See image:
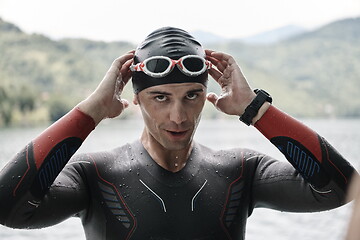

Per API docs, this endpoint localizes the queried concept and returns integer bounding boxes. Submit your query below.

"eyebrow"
[147,88,204,96]
[147,91,171,96]
[188,88,204,94]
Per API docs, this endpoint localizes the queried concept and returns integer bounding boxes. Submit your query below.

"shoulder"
[194,143,267,178]
[195,142,264,164]
[65,142,135,172]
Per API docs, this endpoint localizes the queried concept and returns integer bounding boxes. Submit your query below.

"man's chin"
[161,139,193,152]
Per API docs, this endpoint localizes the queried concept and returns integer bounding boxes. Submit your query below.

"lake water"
[0,118,359,240]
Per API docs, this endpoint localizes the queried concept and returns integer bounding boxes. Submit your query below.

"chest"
[89,163,248,239]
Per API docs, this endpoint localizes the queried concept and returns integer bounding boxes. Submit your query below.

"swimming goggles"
[130,55,212,78]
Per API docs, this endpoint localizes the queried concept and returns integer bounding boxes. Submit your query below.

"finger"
[221,65,234,79]
[120,58,133,83]
[121,99,129,109]
[205,49,215,60]
[113,62,134,101]
[108,52,135,76]
[118,78,127,91]
[208,68,223,82]
[205,49,220,59]
[113,52,134,68]
[206,92,219,106]
[210,51,236,66]
[207,55,227,73]
[206,50,231,73]
[110,54,134,94]
[122,70,133,85]
[114,74,131,100]
[120,57,133,72]
[205,49,214,55]
[114,77,125,101]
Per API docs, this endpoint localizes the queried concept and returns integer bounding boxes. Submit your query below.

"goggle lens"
[182,57,204,72]
[146,58,170,73]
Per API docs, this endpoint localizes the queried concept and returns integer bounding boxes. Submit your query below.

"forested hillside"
[206,17,360,117]
[0,19,134,126]
[0,17,359,126]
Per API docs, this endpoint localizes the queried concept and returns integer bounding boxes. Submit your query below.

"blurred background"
[0,0,359,127]
[0,1,359,240]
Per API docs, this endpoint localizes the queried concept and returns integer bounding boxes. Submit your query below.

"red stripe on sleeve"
[32,107,95,169]
[254,105,323,162]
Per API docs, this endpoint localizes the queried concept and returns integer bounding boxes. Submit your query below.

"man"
[0,27,356,239]
[345,174,360,240]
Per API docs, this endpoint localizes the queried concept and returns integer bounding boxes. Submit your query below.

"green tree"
[48,97,71,122]
[0,86,13,126]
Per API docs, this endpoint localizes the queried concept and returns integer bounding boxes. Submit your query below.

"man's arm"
[255,105,355,192]
[0,52,134,228]
[248,105,355,212]
[345,175,360,240]
[205,50,357,201]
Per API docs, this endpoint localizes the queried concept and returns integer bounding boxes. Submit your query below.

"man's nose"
[169,102,187,124]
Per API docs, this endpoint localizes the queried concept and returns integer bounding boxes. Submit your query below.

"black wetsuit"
[0,106,356,240]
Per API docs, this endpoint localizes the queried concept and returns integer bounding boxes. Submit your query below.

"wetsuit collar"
[131,140,201,187]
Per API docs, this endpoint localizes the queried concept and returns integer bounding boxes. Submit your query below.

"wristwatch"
[239,89,272,126]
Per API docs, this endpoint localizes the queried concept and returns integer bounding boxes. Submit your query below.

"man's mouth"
[166,130,188,138]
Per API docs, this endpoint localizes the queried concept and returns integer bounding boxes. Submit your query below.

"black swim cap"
[132,27,208,93]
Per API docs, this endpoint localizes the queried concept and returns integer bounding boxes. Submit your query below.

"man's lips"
[165,130,189,138]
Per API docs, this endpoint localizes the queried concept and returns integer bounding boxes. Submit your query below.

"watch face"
[254,89,272,103]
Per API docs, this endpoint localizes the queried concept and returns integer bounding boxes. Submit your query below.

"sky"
[0,0,359,44]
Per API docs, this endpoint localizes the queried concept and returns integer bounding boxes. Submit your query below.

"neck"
[140,131,193,173]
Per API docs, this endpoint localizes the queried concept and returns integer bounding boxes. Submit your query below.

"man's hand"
[77,51,135,125]
[206,50,270,124]
[205,50,255,116]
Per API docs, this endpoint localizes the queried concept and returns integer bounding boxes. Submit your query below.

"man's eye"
[186,93,198,100]
[155,95,167,102]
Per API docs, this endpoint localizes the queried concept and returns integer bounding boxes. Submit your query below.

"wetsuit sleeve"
[0,107,95,228]
[254,105,356,191]
[253,105,356,200]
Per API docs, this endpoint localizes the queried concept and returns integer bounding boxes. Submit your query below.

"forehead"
[141,82,206,95]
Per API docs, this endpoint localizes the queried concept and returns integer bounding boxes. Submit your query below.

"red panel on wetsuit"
[254,105,323,162]
[32,108,95,169]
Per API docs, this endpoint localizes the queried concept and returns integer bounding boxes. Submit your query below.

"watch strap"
[239,89,272,126]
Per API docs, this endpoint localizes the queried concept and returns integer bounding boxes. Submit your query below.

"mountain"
[190,30,226,44]
[191,25,307,45]
[241,25,307,44]
[207,17,360,117]
[287,17,360,42]
[0,17,359,126]
[0,17,135,126]
[0,19,21,33]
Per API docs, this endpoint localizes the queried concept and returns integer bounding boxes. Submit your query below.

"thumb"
[206,92,218,107]
[121,99,129,109]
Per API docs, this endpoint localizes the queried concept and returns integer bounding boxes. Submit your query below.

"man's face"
[134,82,207,151]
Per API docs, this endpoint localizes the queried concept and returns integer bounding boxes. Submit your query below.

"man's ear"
[133,94,139,105]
